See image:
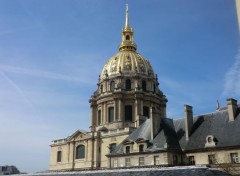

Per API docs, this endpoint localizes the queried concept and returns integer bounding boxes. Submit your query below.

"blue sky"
[0,0,239,173]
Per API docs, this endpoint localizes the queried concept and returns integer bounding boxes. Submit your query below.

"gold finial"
[125,4,130,29]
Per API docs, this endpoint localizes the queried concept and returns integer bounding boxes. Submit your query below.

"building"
[49,5,240,172]
[0,166,20,175]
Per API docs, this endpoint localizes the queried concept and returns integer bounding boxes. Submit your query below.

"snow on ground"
[14,166,230,176]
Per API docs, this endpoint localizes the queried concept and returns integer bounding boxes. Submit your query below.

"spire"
[119,5,137,52]
[125,4,130,29]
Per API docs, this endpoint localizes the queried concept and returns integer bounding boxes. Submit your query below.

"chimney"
[150,107,155,140]
[184,105,193,140]
[150,107,161,140]
[227,98,238,121]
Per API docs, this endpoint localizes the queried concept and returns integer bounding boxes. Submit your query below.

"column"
[101,104,103,125]
[104,103,108,123]
[90,106,94,131]
[114,99,117,121]
[118,99,123,121]
[135,99,139,127]
[140,100,143,115]
[135,99,139,121]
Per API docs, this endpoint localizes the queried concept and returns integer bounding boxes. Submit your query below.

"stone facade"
[49,5,240,173]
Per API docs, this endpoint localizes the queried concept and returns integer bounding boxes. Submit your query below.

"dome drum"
[89,5,167,133]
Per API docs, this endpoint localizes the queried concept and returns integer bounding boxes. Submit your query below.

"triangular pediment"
[67,130,91,141]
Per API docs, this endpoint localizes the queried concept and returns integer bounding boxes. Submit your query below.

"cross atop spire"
[125,4,130,29]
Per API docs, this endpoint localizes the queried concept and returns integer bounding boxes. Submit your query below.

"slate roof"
[147,118,181,152]
[109,107,240,156]
[174,109,240,151]
[110,119,151,155]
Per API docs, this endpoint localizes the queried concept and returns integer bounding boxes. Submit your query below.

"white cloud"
[223,48,240,97]
[0,64,94,85]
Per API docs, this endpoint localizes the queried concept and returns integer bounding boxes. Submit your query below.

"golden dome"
[100,51,155,79]
[100,5,155,80]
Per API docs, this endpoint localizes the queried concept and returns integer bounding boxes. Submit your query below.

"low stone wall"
[16,166,231,176]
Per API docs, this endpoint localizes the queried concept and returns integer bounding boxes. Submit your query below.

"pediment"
[122,139,134,145]
[68,130,91,141]
[135,138,148,143]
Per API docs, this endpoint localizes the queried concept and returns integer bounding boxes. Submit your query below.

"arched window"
[110,81,115,92]
[108,107,114,123]
[143,106,149,117]
[126,35,130,41]
[125,105,132,122]
[98,110,101,125]
[139,145,144,152]
[126,146,130,154]
[142,80,147,92]
[76,145,85,159]
[57,151,62,162]
[126,79,131,91]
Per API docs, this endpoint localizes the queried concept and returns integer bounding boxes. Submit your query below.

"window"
[100,85,103,93]
[173,155,178,165]
[189,156,195,165]
[125,105,132,121]
[139,157,144,166]
[57,151,62,162]
[109,143,116,153]
[126,79,131,90]
[153,84,156,93]
[154,156,160,165]
[143,106,149,117]
[98,110,101,125]
[126,146,130,154]
[139,144,144,152]
[207,136,212,143]
[208,154,215,164]
[142,80,146,91]
[113,159,118,168]
[230,153,239,163]
[125,158,131,167]
[126,35,130,41]
[108,107,114,123]
[110,81,115,92]
[76,145,85,159]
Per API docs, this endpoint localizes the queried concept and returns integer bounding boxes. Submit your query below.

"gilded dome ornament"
[99,5,156,81]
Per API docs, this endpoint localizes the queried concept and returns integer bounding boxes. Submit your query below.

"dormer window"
[126,146,130,154]
[139,144,144,152]
[205,135,217,148]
